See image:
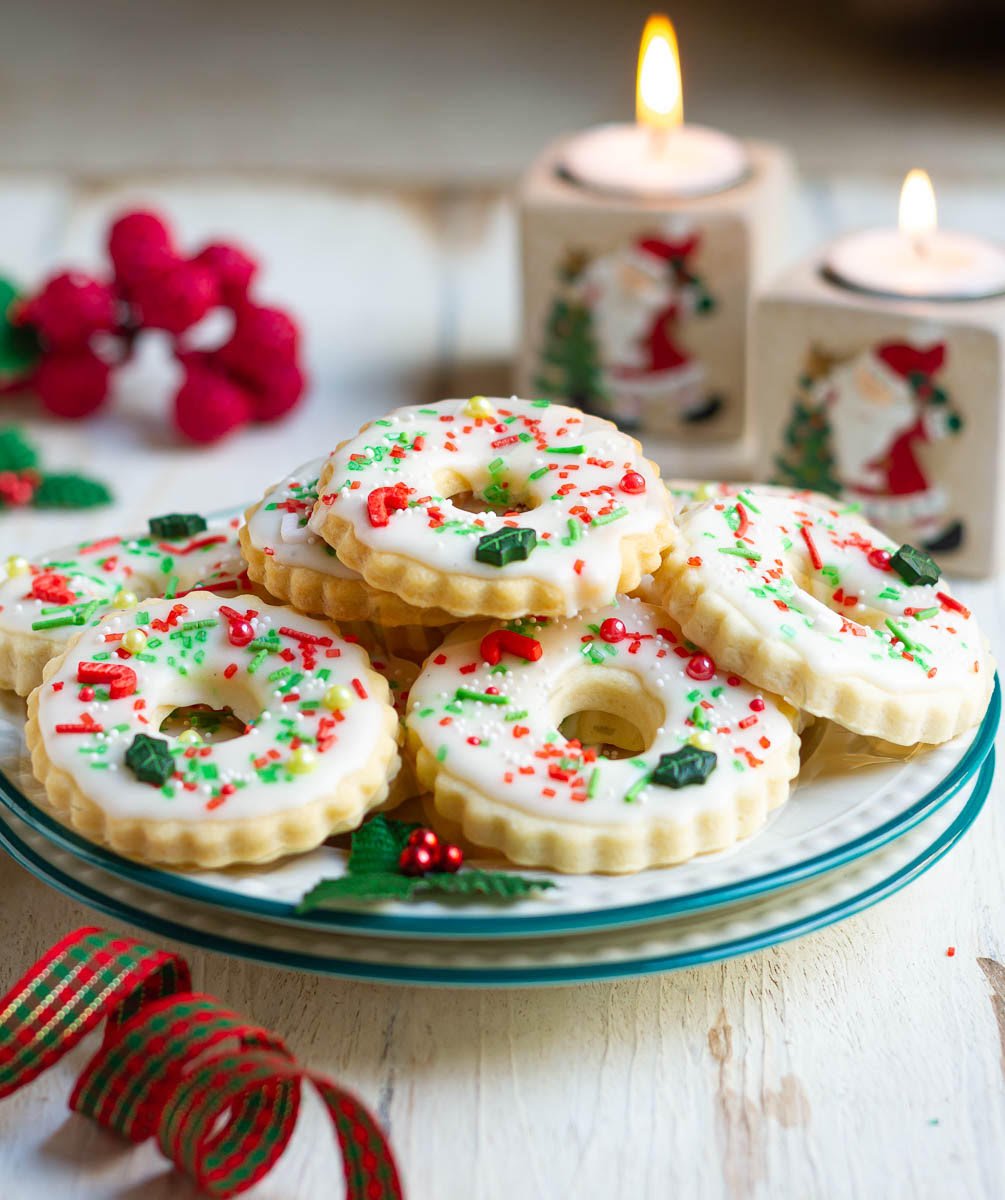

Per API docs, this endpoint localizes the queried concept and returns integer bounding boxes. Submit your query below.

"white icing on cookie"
[0,516,246,644]
[406,597,796,828]
[36,591,394,822]
[309,398,673,613]
[246,459,355,578]
[670,490,988,692]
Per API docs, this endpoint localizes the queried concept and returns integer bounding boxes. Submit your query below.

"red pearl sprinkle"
[727,675,741,687]
[686,654,715,682]
[398,844,436,876]
[439,843,464,873]
[750,697,766,712]
[619,471,646,495]
[599,618,627,643]
[227,618,255,647]
[868,548,892,571]
[78,686,95,701]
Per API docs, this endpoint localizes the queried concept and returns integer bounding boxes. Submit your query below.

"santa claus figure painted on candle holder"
[534,228,720,431]
[773,337,964,553]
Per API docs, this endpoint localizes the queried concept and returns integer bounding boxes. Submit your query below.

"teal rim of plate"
[0,676,998,938]
[0,749,993,989]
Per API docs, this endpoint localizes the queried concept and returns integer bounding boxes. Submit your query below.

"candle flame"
[636,14,683,129]
[899,169,937,238]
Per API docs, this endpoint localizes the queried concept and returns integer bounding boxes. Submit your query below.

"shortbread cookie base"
[239,520,455,627]
[412,738,798,875]
[655,547,994,745]
[26,648,400,869]
[312,491,673,619]
[0,628,63,697]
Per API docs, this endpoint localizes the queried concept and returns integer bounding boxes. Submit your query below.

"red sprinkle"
[946,946,956,957]
[685,654,715,682]
[366,483,410,528]
[800,524,823,571]
[479,630,543,665]
[351,677,368,700]
[936,591,970,619]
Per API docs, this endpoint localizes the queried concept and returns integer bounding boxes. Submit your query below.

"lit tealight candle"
[560,14,748,199]
[825,169,1005,301]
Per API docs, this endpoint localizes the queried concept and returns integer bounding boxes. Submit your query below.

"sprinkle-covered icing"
[0,516,247,644]
[406,597,796,827]
[309,398,672,613]
[246,459,355,578]
[36,591,394,822]
[670,490,988,691]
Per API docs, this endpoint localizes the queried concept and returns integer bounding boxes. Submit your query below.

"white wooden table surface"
[0,173,1002,1199]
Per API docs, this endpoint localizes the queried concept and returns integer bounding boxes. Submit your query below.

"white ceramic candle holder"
[751,251,1005,577]
[516,137,797,476]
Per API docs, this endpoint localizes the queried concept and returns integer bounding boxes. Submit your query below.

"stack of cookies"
[10,396,995,874]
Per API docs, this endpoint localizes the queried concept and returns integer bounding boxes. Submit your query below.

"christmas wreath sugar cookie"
[0,512,247,696]
[308,397,675,619]
[406,597,800,874]
[654,489,993,744]
[26,591,399,867]
[241,459,457,629]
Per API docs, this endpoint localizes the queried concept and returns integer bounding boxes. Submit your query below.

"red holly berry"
[407,827,441,856]
[398,844,436,876]
[18,272,117,350]
[193,242,258,306]
[868,548,892,571]
[599,617,627,643]
[619,471,646,495]
[173,362,252,444]
[0,471,36,507]
[245,358,306,422]
[34,348,111,419]
[108,210,176,292]
[686,653,716,682]
[217,303,300,381]
[439,843,464,873]
[131,259,219,335]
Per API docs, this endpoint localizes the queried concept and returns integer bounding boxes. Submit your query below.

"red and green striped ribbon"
[0,927,402,1199]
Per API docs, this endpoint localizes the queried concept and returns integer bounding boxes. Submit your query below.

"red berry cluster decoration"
[10,209,306,443]
[397,827,464,876]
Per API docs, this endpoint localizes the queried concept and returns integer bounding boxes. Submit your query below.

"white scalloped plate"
[0,680,997,939]
[0,753,991,986]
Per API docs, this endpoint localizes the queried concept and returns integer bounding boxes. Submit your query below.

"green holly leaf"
[297,872,421,910]
[33,473,112,510]
[0,279,40,376]
[0,427,38,472]
[420,869,555,899]
[346,814,420,875]
[125,733,175,787]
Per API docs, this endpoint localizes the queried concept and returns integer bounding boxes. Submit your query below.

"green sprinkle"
[528,467,550,481]
[718,545,762,561]
[885,618,916,651]
[591,506,628,527]
[178,618,218,633]
[436,745,448,762]
[587,768,600,799]
[136,611,149,625]
[544,444,584,455]
[247,650,268,675]
[455,688,508,705]
[562,518,581,545]
[624,771,651,804]
[31,613,81,630]
[164,575,179,599]
[504,709,529,721]
[268,666,291,682]
[912,606,940,621]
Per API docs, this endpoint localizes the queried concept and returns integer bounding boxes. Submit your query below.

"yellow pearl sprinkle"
[288,747,316,774]
[113,589,138,608]
[688,731,713,751]
[463,395,495,420]
[122,628,148,654]
[323,685,354,712]
[5,555,29,577]
[177,729,202,747]
[694,483,716,502]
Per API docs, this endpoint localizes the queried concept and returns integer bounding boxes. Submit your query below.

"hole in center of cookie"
[159,703,249,744]
[551,668,663,760]
[434,468,536,519]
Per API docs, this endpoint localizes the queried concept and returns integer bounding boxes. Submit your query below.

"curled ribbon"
[0,927,402,1199]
